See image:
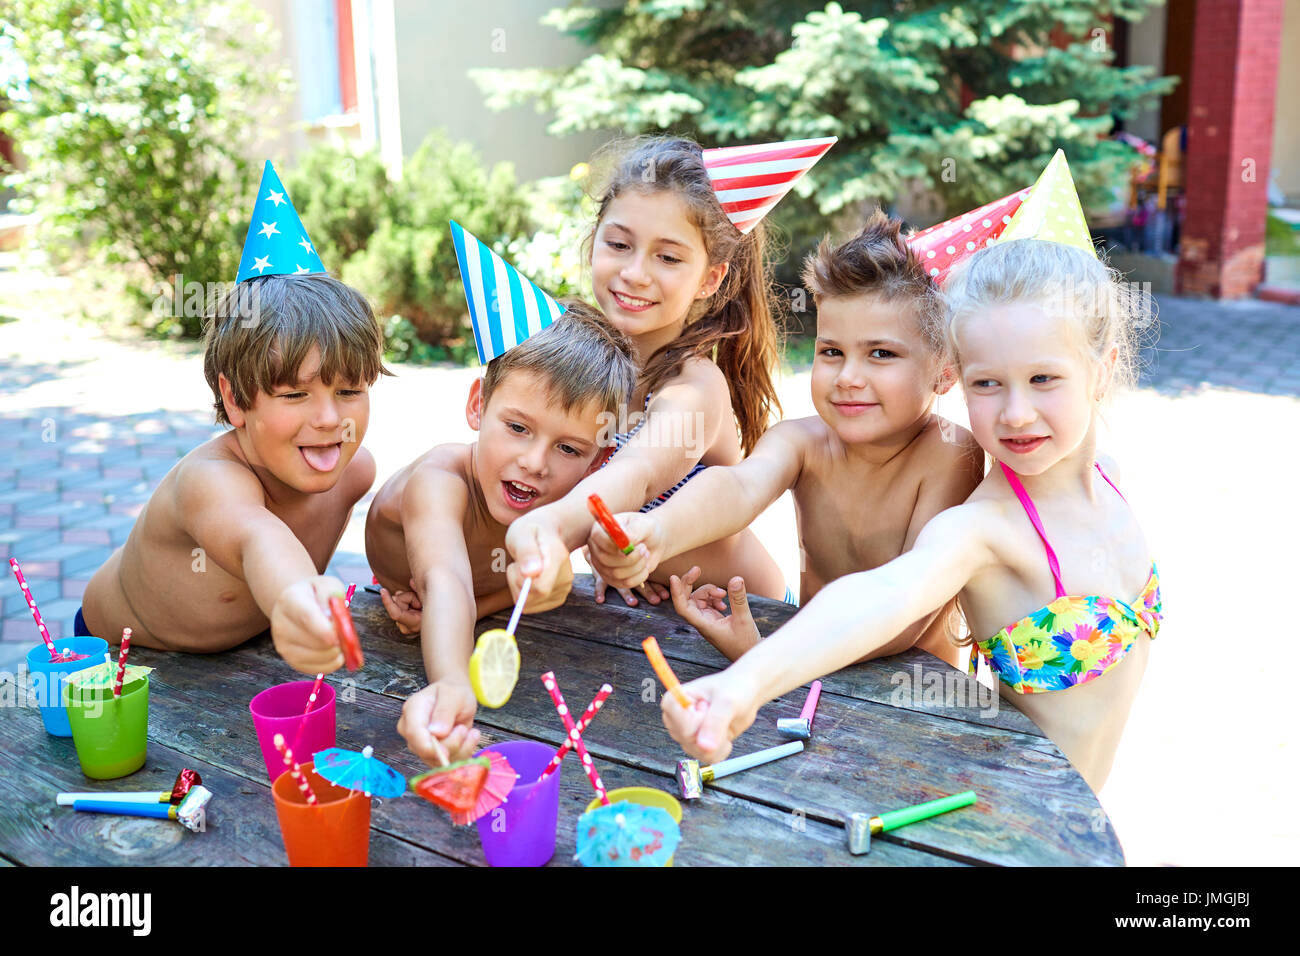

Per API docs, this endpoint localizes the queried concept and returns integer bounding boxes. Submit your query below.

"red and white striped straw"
[9,558,57,660]
[112,628,132,698]
[344,583,356,606]
[540,672,609,805]
[538,683,611,781]
[273,732,317,805]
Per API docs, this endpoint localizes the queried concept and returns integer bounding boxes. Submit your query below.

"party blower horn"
[57,768,203,807]
[777,680,822,741]
[677,741,804,800]
[846,790,977,855]
[62,786,213,832]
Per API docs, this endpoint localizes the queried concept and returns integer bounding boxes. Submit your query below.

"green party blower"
[847,790,976,855]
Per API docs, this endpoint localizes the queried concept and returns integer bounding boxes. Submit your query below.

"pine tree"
[474,0,1175,254]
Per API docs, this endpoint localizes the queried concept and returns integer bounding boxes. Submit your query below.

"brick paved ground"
[2,287,1297,865]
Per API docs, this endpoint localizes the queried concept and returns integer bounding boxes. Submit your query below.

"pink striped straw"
[273,733,317,805]
[540,672,609,805]
[10,558,58,660]
[344,583,356,606]
[112,628,132,698]
[538,683,612,781]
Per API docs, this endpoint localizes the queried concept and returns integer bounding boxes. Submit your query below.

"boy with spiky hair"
[588,210,985,665]
[369,300,638,765]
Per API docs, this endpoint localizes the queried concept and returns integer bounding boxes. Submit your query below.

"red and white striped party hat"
[906,188,1030,285]
[702,136,837,235]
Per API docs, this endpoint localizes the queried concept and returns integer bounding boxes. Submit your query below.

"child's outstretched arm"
[505,361,731,603]
[587,420,806,592]
[391,467,483,766]
[178,461,344,675]
[662,502,1000,764]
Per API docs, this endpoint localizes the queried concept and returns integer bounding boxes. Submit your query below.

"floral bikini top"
[971,461,1163,695]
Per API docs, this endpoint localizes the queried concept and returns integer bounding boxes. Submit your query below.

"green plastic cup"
[64,675,150,780]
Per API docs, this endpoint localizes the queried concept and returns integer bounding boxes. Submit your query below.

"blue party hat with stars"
[235,160,327,284]
[450,220,566,365]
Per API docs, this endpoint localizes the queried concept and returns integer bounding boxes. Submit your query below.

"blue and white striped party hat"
[235,160,327,284]
[450,220,566,365]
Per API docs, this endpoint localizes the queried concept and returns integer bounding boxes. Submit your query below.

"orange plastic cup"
[271,761,371,867]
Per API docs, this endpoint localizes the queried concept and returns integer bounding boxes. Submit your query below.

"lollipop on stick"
[587,494,634,555]
[642,636,693,708]
[329,595,364,671]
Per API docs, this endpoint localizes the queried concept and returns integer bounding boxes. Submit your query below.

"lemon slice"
[468,628,520,708]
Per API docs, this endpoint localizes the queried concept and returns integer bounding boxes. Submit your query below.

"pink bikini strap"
[997,461,1067,599]
[1093,461,1129,505]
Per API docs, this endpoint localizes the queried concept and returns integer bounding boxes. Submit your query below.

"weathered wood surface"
[0,575,1123,865]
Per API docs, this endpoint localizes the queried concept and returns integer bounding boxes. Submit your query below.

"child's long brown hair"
[583,136,782,454]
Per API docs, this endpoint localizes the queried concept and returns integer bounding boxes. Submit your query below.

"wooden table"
[0,576,1124,866]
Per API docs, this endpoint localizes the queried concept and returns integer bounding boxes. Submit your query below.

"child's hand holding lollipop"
[660,669,763,766]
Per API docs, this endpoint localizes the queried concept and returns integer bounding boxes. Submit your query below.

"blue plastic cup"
[475,740,560,867]
[25,637,110,737]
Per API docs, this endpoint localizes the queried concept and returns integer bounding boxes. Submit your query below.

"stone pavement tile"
[9,541,90,570]
[62,577,91,601]
[0,530,61,562]
[101,465,145,480]
[0,642,29,671]
[0,489,50,509]
[16,477,57,493]
[60,547,112,577]
[2,617,64,642]
[61,528,111,546]
[14,514,59,531]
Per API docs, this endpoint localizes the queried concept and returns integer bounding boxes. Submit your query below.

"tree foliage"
[1,0,291,336]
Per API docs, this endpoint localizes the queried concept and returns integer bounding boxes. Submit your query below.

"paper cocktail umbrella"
[575,801,681,867]
[446,750,517,826]
[411,757,492,817]
[64,661,153,695]
[313,746,406,799]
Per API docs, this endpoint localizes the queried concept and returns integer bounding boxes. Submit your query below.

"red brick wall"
[1177,0,1284,298]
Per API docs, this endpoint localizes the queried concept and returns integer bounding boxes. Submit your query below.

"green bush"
[283,145,394,269]
[289,131,534,356]
[0,0,290,337]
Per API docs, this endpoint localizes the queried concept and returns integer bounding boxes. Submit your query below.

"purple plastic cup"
[249,680,336,781]
[475,740,561,867]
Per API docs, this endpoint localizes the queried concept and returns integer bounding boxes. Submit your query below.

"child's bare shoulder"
[662,354,731,404]
[172,432,265,510]
[401,443,476,509]
[915,415,981,461]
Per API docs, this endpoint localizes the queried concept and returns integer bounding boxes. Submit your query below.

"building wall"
[1127,3,1168,145]
[391,0,607,180]
[1271,0,1300,202]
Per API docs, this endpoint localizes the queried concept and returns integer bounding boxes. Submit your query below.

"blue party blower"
[61,787,212,832]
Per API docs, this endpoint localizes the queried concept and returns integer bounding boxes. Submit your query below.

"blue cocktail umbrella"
[312,746,405,798]
[575,801,680,867]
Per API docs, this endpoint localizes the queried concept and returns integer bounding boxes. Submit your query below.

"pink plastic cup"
[249,681,336,781]
[475,740,560,867]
